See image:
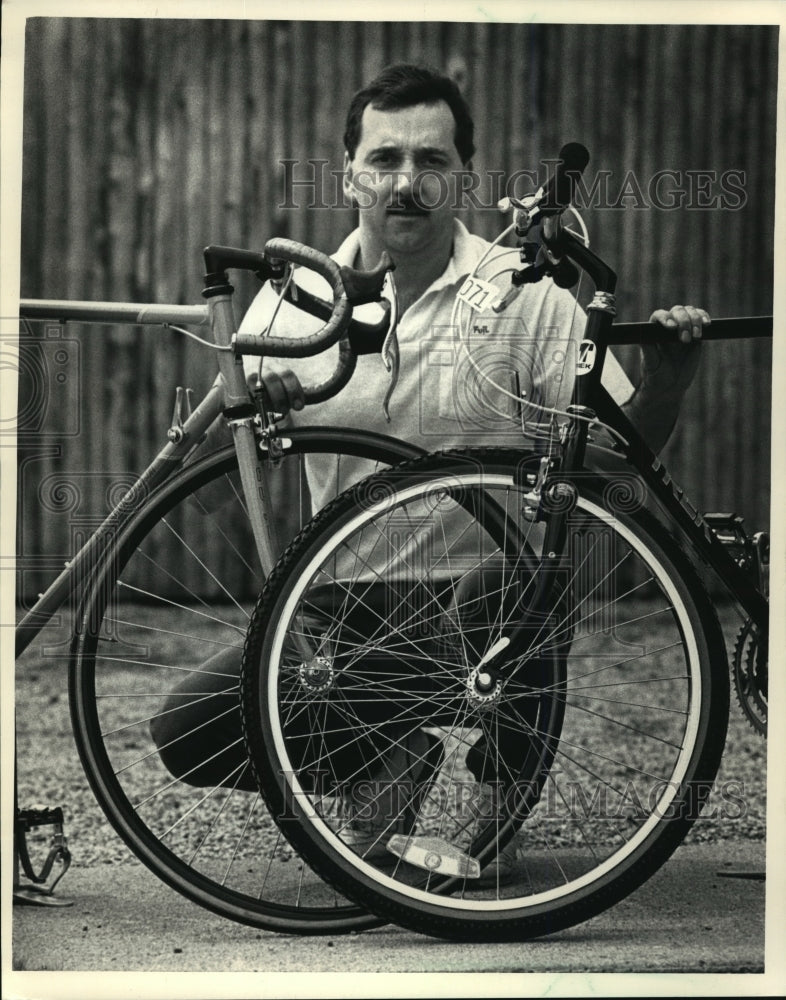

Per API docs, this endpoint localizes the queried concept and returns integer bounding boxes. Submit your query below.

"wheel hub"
[299,656,334,693]
[466,666,503,706]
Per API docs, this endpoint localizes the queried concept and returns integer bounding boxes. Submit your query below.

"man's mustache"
[386,195,431,214]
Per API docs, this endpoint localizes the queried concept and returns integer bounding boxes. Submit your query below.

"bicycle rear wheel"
[69,430,420,933]
[242,449,729,940]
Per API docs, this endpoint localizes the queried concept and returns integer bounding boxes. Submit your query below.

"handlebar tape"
[282,282,390,355]
[233,238,351,357]
[339,252,395,305]
[301,336,358,404]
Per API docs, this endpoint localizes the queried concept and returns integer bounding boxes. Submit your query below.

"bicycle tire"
[69,430,422,933]
[242,448,729,940]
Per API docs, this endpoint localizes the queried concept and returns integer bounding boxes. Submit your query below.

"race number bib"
[457,276,500,313]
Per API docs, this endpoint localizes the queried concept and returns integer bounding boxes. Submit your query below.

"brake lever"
[381,271,400,422]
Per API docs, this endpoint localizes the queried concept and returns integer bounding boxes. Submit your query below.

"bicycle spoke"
[160,517,250,620]
[116,582,248,634]
[104,615,244,650]
[248,456,724,939]
[72,443,426,930]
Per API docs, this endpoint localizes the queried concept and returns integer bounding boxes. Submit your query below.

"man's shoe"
[475,834,519,888]
[451,779,520,887]
[340,730,444,863]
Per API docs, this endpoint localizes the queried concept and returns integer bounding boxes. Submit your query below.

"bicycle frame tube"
[18,300,210,327]
[592,385,768,629]
[486,230,770,675]
[14,288,366,657]
[207,294,281,580]
[552,228,768,628]
[15,292,281,656]
[15,382,225,656]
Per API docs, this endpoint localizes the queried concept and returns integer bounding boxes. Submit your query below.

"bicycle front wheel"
[242,449,729,940]
[69,430,421,933]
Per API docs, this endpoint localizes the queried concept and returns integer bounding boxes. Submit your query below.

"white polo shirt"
[240,219,633,515]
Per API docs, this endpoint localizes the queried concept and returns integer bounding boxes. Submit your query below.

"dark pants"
[150,568,566,796]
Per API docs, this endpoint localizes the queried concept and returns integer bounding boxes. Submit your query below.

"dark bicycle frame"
[490,227,771,679]
[593,351,769,632]
[15,241,771,662]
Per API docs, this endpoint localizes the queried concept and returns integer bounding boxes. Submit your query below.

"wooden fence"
[15,18,777,598]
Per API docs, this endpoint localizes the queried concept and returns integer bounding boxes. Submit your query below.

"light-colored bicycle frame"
[16,294,287,655]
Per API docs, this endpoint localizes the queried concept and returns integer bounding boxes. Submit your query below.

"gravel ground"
[14,600,766,870]
[682,603,767,844]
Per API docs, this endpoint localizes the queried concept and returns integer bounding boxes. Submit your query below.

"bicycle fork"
[471,406,591,692]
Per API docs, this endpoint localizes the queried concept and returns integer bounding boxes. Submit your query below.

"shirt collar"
[431,219,484,292]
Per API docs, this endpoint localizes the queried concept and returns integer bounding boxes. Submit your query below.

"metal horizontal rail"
[17,301,773,346]
[18,300,209,326]
[607,315,772,344]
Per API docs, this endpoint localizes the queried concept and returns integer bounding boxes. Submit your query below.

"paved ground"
[7,840,781,998]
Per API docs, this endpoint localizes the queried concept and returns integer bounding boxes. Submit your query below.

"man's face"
[343,100,466,261]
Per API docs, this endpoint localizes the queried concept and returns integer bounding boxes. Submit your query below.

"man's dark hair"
[344,63,475,164]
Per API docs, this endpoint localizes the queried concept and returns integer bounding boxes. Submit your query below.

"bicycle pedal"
[14,804,73,905]
[386,834,481,879]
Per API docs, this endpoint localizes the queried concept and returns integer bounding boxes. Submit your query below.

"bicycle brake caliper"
[256,424,292,467]
[521,456,550,522]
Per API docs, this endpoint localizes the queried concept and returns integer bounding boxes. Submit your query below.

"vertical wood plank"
[16,19,778,596]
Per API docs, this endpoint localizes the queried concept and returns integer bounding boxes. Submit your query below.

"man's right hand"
[247,368,306,419]
[194,367,304,462]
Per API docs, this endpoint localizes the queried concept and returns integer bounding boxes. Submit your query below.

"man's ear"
[342,151,357,207]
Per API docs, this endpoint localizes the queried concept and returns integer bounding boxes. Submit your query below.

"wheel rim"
[70,438,416,930]
[256,464,710,919]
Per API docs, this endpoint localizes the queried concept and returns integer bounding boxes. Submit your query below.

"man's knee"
[149,697,212,786]
[149,676,254,790]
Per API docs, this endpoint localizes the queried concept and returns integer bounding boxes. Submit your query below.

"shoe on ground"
[475,834,519,888]
[340,729,443,862]
[452,780,520,887]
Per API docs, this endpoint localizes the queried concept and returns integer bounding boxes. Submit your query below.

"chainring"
[733,619,767,737]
